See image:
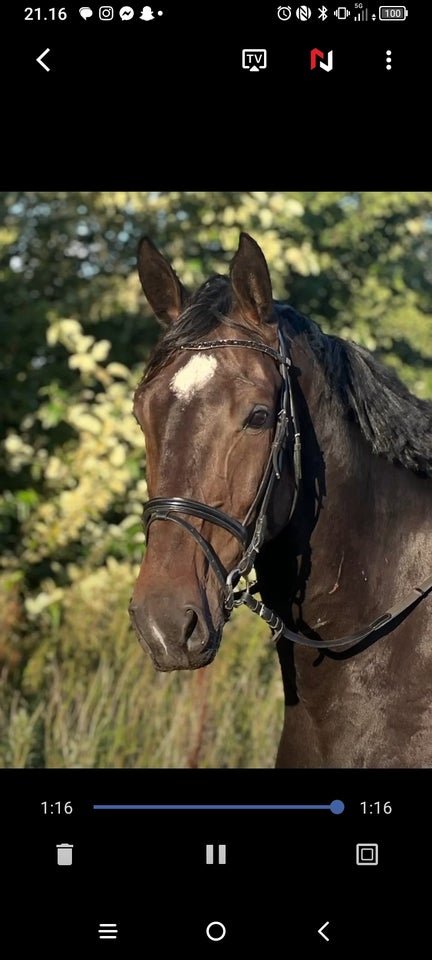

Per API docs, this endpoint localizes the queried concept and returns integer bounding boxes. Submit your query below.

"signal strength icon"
[354,7,368,19]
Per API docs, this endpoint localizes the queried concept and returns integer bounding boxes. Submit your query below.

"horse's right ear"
[137,238,187,325]
[230,233,274,326]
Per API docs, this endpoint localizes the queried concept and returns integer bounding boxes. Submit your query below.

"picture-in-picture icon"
[356,843,379,865]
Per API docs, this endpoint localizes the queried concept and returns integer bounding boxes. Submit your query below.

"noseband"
[143,328,301,623]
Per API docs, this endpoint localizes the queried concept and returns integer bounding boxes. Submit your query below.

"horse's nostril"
[183,606,210,656]
[184,607,199,643]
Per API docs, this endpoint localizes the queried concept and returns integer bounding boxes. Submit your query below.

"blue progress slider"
[93,800,345,814]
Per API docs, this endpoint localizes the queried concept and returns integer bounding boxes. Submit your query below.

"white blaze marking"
[149,618,168,655]
[170,354,217,401]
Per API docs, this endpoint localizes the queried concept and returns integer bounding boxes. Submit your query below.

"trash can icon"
[56,843,73,866]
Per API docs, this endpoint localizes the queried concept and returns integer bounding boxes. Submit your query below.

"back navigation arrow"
[318,921,330,941]
[36,48,50,72]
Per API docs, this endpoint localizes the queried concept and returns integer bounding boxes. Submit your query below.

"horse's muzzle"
[128,600,221,671]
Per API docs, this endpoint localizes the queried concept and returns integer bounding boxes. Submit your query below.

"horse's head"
[130,233,298,670]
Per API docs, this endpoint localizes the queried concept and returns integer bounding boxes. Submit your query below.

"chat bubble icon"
[79,6,93,18]
[120,5,134,17]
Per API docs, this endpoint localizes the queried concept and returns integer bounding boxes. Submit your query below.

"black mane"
[280,304,432,479]
[138,279,432,480]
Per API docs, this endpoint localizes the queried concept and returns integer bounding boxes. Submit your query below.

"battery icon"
[379,5,408,18]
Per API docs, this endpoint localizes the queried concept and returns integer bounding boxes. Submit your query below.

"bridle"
[143,327,432,654]
[143,328,300,614]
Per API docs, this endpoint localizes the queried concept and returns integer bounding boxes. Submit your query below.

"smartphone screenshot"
[2,2,429,949]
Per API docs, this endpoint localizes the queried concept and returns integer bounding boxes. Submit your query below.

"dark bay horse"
[130,232,432,768]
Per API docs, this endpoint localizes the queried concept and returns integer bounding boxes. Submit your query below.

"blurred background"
[1,191,432,768]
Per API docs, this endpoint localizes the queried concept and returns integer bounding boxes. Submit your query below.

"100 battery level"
[379,5,408,18]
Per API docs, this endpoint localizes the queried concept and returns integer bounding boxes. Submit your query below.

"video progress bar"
[93,800,345,814]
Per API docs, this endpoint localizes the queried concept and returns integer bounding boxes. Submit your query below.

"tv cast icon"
[242,49,267,71]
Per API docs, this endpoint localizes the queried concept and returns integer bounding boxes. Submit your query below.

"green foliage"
[1,191,431,767]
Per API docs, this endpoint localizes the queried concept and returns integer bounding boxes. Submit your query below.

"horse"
[129,232,432,768]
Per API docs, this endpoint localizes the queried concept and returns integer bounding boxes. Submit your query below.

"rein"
[143,328,432,655]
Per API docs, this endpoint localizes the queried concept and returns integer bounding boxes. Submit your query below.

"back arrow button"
[318,921,330,941]
[36,48,50,72]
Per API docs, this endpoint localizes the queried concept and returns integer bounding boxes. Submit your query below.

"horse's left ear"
[230,233,274,325]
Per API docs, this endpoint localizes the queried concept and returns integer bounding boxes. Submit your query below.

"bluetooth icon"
[318,5,328,19]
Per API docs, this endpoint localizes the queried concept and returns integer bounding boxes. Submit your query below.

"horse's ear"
[137,237,187,325]
[230,233,274,326]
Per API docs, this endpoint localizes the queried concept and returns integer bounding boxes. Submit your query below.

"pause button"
[206,844,226,864]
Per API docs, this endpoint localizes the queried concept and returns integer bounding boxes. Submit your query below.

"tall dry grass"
[0,564,284,768]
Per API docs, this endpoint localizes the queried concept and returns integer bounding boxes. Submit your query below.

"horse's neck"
[257,327,432,634]
[290,407,432,635]
[273,421,432,767]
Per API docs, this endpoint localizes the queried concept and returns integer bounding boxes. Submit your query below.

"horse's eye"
[247,407,269,429]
